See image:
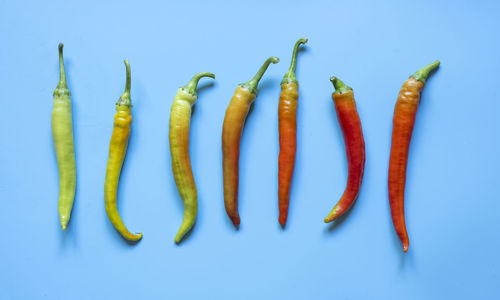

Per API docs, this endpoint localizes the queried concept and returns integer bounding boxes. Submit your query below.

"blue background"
[1,0,499,298]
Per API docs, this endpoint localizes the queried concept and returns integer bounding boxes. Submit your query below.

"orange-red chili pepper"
[278,38,307,226]
[222,56,279,227]
[324,76,365,223]
[388,61,440,252]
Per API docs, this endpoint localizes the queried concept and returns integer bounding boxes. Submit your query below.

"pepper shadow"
[58,207,79,251]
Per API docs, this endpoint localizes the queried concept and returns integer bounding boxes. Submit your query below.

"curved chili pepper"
[170,72,215,244]
[389,61,440,252]
[324,76,366,223]
[222,56,279,227]
[52,43,76,230]
[278,38,307,226]
[104,60,142,242]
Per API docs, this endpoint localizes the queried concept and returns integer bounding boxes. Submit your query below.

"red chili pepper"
[278,38,307,226]
[324,77,365,223]
[388,61,440,252]
[222,57,279,227]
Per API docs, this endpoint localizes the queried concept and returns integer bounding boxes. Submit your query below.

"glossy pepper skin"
[278,38,307,226]
[388,61,440,252]
[324,77,365,223]
[52,43,76,230]
[104,60,142,242]
[170,72,215,244]
[222,56,279,227]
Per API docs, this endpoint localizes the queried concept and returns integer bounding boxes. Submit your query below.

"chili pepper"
[388,60,440,252]
[104,59,142,241]
[170,72,215,244]
[324,76,366,223]
[278,38,307,226]
[52,43,76,231]
[222,56,279,227]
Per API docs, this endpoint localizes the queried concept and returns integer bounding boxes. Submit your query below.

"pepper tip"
[231,215,240,227]
[278,215,287,226]
[324,214,336,223]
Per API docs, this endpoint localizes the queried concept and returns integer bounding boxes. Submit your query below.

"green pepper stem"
[330,76,352,94]
[282,38,308,84]
[240,56,280,94]
[57,43,67,89]
[117,59,132,107]
[411,60,440,84]
[182,72,215,96]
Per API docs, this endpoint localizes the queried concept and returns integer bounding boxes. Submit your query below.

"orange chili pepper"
[222,56,279,227]
[388,61,440,252]
[278,38,307,226]
[324,76,365,223]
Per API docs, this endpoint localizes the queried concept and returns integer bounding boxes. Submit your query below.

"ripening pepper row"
[52,41,439,252]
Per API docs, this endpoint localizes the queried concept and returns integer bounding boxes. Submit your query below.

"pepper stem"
[57,43,67,89]
[330,76,352,94]
[240,56,279,94]
[182,72,215,96]
[411,60,440,84]
[116,59,132,107]
[282,38,308,84]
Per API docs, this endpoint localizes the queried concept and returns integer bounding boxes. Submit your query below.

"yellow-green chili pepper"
[169,72,215,243]
[104,60,142,242]
[52,43,76,230]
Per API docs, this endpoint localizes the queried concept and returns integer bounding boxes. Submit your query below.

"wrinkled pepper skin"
[170,72,215,244]
[324,77,365,223]
[222,57,279,227]
[104,60,142,242]
[278,38,307,226]
[388,61,440,252]
[52,43,76,231]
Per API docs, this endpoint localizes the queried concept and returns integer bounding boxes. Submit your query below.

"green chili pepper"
[52,43,76,230]
[170,72,215,243]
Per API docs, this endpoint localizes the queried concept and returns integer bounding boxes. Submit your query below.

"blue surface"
[1,0,499,298]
